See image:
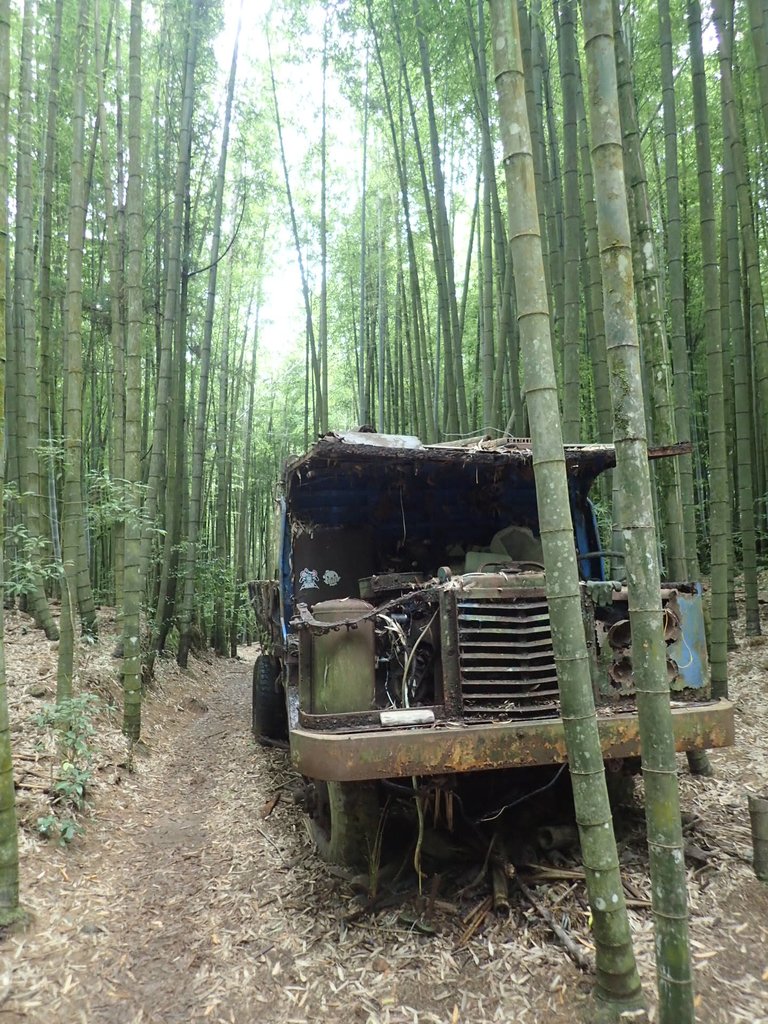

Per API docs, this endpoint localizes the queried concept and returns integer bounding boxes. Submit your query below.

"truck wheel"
[252,655,288,742]
[311,780,380,868]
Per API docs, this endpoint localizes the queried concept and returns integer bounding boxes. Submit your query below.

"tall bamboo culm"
[582,4,694,1020]
[490,2,643,1015]
[0,0,21,927]
[122,0,143,740]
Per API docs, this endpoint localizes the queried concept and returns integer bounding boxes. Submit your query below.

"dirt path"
[3,628,768,1024]
[4,653,590,1024]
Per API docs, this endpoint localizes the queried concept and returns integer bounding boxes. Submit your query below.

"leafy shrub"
[33,694,100,846]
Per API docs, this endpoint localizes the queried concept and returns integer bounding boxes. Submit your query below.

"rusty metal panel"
[298,628,312,711]
[667,587,710,692]
[457,574,547,598]
[299,707,444,730]
[592,586,709,699]
[290,699,735,782]
[439,591,463,718]
[455,593,559,719]
[310,599,376,714]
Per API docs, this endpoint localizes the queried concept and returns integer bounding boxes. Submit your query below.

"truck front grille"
[456,596,560,720]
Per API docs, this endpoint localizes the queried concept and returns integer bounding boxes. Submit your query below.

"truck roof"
[285,431,690,486]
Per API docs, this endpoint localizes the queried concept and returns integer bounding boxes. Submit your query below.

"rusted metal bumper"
[290,699,735,782]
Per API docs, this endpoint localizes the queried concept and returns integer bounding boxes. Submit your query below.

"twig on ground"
[257,825,286,863]
[455,894,493,950]
[516,877,594,972]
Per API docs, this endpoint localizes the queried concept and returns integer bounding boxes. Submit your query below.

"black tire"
[310,780,381,868]
[252,654,288,742]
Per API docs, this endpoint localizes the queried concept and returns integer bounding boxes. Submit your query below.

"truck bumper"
[290,699,735,782]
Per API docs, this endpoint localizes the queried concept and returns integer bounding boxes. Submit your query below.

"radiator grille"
[456,595,559,720]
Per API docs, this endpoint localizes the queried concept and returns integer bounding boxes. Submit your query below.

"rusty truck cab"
[252,431,733,864]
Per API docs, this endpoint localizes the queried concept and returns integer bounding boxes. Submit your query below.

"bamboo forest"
[1,1,767,1022]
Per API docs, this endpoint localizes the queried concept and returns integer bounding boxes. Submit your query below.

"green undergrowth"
[33,693,100,847]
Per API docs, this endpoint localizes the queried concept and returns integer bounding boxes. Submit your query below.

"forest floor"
[1,599,768,1024]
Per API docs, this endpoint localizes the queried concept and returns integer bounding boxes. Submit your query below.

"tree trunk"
[141,0,202,594]
[613,7,687,583]
[490,1,644,1012]
[38,0,64,574]
[479,170,495,433]
[95,0,127,609]
[558,0,580,442]
[724,134,761,636]
[13,0,59,640]
[59,0,93,701]
[122,0,143,740]
[712,0,768,496]
[358,63,369,426]
[366,1,433,438]
[583,4,694,1019]
[658,0,699,575]
[534,1,563,366]
[178,15,239,667]
[267,31,321,439]
[390,0,458,435]
[412,0,468,435]
[212,278,233,656]
[152,195,191,664]
[319,9,329,434]
[376,197,387,432]
[0,0,21,926]
[233,265,264,657]
[748,0,768,147]
[575,60,612,445]
[694,0,730,699]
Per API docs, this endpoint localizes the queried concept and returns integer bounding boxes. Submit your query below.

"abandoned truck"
[250,431,734,866]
